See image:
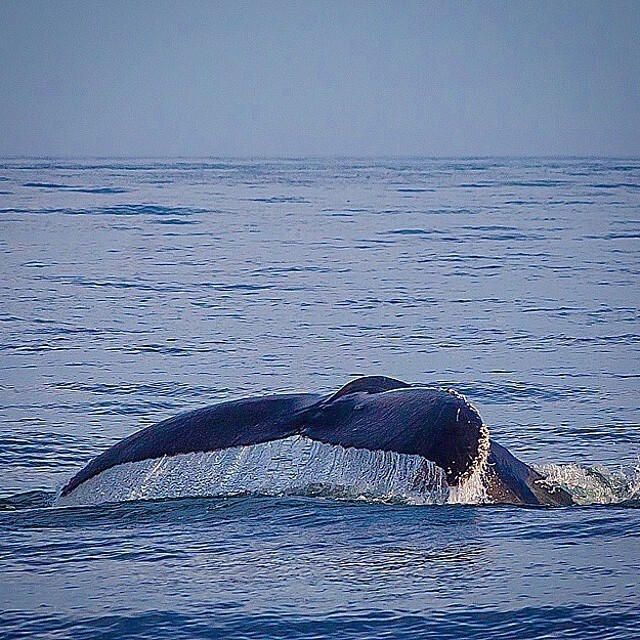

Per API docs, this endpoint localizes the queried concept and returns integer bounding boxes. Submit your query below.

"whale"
[56,376,574,507]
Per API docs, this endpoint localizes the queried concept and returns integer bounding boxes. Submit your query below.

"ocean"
[1,158,638,639]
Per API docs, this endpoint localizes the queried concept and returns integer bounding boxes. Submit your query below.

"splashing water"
[55,436,451,507]
[448,461,490,505]
[535,461,640,505]
[49,441,640,509]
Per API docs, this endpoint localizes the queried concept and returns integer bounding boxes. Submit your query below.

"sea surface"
[1,158,639,639]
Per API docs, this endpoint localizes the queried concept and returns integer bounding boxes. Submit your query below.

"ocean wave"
[23,182,127,193]
[1,604,639,640]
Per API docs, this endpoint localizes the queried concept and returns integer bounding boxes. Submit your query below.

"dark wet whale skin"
[61,376,573,506]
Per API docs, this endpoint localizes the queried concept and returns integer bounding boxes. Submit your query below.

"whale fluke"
[58,377,574,507]
[60,393,320,497]
[305,385,487,485]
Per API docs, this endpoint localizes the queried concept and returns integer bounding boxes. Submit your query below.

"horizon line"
[1,154,639,161]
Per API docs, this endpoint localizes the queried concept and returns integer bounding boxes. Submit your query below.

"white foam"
[535,461,640,505]
[56,436,452,507]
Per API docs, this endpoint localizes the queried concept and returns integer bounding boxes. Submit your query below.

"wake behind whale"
[56,376,578,508]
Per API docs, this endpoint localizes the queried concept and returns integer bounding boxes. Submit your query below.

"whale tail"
[486,442,574,506]
[58,376,575,507]
[302,378,488,486]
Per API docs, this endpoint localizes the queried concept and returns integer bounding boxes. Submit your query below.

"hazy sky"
[1,0,639,157]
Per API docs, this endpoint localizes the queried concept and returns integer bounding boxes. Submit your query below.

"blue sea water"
[0,158,639,639]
